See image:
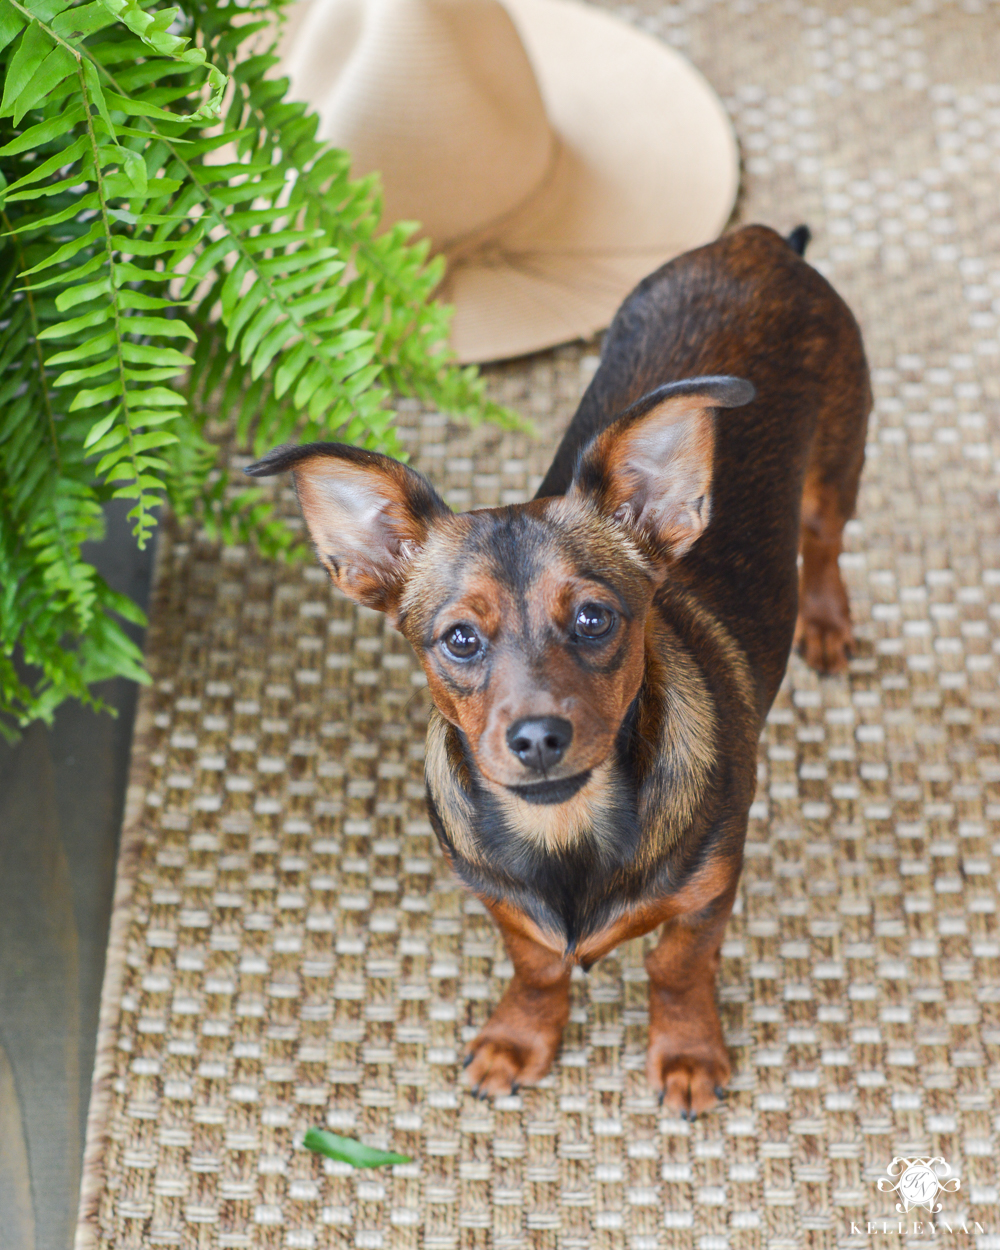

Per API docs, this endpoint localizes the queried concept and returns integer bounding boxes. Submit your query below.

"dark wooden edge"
[73,522,172,1250]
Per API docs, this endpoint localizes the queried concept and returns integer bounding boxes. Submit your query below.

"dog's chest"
[423,718,653,943]
[427,776,644,945]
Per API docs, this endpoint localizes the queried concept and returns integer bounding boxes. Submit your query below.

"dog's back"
[537,224,871,708]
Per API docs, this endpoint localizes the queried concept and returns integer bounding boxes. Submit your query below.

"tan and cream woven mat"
[77,1,1000,1247]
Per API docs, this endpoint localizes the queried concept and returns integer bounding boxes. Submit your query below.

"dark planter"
[0,498,155,1250]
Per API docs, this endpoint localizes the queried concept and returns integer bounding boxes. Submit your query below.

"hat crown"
[285,0,555,247]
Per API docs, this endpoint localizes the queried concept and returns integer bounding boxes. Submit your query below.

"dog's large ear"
[246,443,450,619]
[568,376,754,563]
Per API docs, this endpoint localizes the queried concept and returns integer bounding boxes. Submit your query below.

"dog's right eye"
[442,623,481,660]
[574,603,615,639]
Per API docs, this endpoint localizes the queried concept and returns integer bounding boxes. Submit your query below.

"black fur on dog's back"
[535,225,870,715]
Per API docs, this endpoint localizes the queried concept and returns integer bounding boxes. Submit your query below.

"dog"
[246,224,871,1118]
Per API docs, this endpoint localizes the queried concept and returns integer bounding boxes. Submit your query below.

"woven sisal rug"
[77,1,1000,1246]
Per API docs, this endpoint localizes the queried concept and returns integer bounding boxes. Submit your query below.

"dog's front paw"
[646,986,731,1119]
[462,980,568,1098]
[647,1047,731,1120]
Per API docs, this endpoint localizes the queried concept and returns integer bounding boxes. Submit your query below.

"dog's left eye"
[442,623,482,659]
[574,603,615,639]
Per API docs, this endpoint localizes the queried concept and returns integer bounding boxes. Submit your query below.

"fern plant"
[0,0,520,737]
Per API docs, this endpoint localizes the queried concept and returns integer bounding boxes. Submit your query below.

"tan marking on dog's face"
[400,497,656,789]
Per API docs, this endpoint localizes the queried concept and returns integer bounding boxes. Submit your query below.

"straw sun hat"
[279,0,740,363]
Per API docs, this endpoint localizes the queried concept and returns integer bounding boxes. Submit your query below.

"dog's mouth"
[506,771,592,805]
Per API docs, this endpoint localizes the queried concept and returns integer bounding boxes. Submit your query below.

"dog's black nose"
[506,717,573,772]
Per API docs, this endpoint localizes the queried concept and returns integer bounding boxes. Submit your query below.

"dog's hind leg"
[462,911,571,1098]
[795,474,856,673]
[795,344,871,674]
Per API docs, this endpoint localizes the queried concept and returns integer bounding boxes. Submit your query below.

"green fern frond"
[0,0,525,734]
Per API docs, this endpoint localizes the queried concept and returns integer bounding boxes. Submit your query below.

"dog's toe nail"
[714,1084,728,1100]
[510,1081,520,1095]
[462,1052,474,1069]
[657,1089,665,1107]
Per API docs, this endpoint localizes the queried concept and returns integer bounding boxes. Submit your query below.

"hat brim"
[278,0,739,364]
[439,0,739,362]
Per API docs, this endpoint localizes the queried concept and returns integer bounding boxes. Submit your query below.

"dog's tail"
[786,224,811,256]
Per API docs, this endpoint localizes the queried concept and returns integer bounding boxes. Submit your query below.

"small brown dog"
[247,224,870,1118]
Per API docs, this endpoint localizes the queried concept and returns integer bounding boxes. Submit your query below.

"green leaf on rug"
[303,1127,411,1168]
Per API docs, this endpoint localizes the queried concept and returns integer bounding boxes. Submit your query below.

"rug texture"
[76,1,1000,1247]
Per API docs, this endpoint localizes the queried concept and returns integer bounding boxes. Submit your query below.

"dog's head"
[247,376,753,798]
